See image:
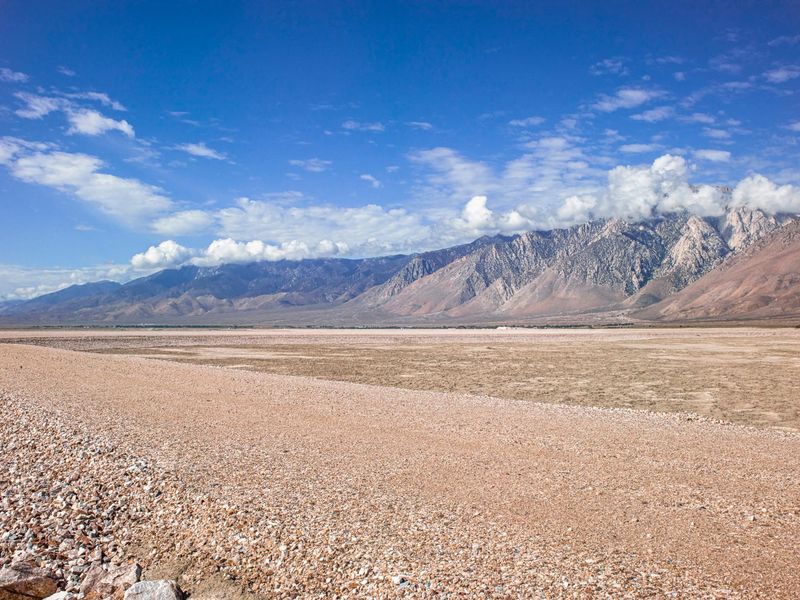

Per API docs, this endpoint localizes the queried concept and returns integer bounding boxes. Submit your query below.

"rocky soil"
[2,340,800,597]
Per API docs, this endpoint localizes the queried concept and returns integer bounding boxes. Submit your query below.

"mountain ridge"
[3,207,798,325]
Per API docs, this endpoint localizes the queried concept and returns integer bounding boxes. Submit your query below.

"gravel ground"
[2,342,800,598]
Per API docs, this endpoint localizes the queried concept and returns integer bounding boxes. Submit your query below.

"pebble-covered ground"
[2,340,800,598]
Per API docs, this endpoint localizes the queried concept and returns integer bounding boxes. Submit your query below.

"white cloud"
[409,139,605,223]
[66,109,135,137]
[288,158,331,172]
[732,175,800,214]
[681,112,715,124]
[176,142,226,160]
[649,55,684,65]
[508,116,545,127]
[787,122,800,132]
[151,210,214,235]
[769,34,800,47]
[0,263,131,301]
[589,58,628,76]
[630,106,674,122]
[406,121,433,130]
[451,195,535,235]
[131,238,351,271]
[592,88,663,112]
[673,71,686,81]
[0,137,173,225]
[765,65,800,83]
[693,149,731,162]
[57,66,76,76]
[409,147,494,201]
[342,120,385,132]
[14,92,62,118]
[217,197,432,256]
[0,67,28,82]
[595,154,727,219]
[197,238,347,266]
[619,143,659,153]
[703,128,731,139]
[131,240,196,270]
[552,154,800,223]
[360,173,381,188]
[15,92,133,137]
[63,91,126,111]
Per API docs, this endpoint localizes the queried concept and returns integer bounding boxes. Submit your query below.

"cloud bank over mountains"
[128,152,800,272]
[3,130,800,282]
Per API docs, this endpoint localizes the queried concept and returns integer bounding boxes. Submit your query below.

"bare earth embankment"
[1,329,799,598]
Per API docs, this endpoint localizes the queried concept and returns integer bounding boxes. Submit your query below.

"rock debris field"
[1,331,800,598]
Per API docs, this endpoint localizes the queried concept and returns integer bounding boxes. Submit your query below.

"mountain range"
[2,207,799,326]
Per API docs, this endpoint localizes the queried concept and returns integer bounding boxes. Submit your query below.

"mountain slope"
[635,219,800,322]
[359,209,788,320]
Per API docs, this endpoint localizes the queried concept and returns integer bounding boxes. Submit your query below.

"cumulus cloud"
[176,142,226,160]
[693,149,731,162]
[151,210,214,235]
[765,65,800,83]
[0,67,29,82]
[592,88,663,112]
[732,175,800,214]
[0,137,172,225]
[342,120,385,132]
[288,158,331,172]
[451,195,535,235]
[130,240,195,270]
[554,154,800,224]
[359,173,381,188]
[131,238,350,271]
[66,109,134,137]
[598,154,727,219]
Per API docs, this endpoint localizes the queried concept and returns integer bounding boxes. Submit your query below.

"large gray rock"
[123,581,183,600]
[80,563,141,600]
[0,563,58,600]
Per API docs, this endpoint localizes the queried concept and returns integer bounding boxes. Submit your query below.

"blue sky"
[1,1,800,298]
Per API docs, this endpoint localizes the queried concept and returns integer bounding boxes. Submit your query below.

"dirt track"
[2,338,800,598]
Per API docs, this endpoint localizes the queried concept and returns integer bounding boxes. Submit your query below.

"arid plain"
[1,328,799,598]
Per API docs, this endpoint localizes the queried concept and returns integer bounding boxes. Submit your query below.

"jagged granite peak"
[715,206,784,251]
[636,219,800,322]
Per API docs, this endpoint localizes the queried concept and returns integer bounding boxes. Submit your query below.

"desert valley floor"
[1,328,799,598]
